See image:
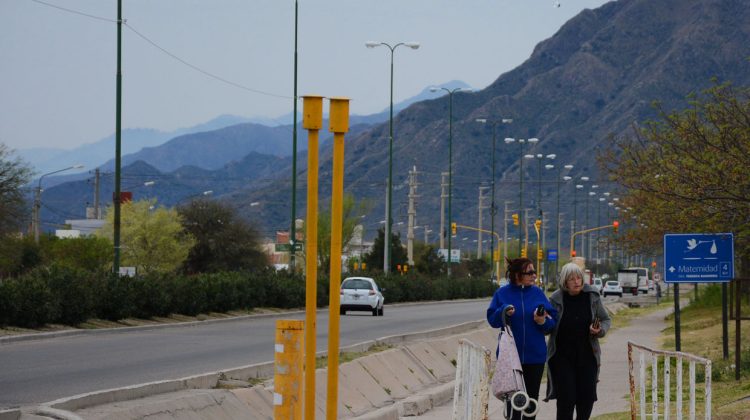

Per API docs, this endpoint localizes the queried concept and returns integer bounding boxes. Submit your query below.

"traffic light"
[521,248,527,258]
[537,249,543,261]
[451,222,457,235]
[613,220,619,233]
[512,214,519,226]
[534,219,542,232]
[651,261,657,268]
[571,250,576,257]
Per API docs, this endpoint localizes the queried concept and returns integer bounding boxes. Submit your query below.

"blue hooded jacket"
[486,282,557,364]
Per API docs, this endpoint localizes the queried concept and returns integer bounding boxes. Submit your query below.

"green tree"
[413,242,445,276]
[97,199,195,274]
[363,227,407,273]
[178,199,268,273]
[600,82,750,275]
[47,236,112,272]
[317,193,372,271]
[0,144,33,236]
[0,235,43,277]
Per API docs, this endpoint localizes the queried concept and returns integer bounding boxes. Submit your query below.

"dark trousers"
[505,363,544,420]
[549,356,597,420]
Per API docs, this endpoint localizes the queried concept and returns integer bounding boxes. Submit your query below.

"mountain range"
[37,0,750,251]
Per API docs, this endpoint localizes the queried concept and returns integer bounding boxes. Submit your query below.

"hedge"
[0,265,497,328]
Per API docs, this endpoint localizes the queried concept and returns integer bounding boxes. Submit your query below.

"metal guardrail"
[452,338,491,420]
[628,341,712,419]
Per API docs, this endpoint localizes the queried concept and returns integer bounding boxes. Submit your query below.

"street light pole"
[366,41,420,273]
[547,164,573,279]
[431,87,464,276]
[114,0,124,274]
[476,118,512,280]
[34,164,84,243]
[289,0,299,271]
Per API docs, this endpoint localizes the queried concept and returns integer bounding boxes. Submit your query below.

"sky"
[1,0,611,151]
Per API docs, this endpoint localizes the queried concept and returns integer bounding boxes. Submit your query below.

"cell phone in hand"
[592,317,601,329]
[535,304,545,317]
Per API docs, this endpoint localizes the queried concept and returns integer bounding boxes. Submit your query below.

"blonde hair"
[558,262,585,292]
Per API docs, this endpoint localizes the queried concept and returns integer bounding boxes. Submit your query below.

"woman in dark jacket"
[487,257,556,420]
[545,262,611,420]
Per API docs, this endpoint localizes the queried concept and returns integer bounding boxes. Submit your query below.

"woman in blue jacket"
[487,257,556,420]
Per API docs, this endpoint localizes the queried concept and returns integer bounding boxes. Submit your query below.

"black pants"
[505,363,544,420]
[549,355,597,420]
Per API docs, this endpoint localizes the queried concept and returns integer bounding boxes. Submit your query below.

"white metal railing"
[452,338,491,420]
[628,341,712,419]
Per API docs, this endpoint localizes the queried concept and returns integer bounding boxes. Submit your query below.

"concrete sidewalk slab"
[406,305,676,420]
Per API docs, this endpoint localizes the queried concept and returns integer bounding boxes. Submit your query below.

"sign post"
[664,233,734,351]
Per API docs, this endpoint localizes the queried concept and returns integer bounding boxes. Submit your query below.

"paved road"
[0,299,489,409]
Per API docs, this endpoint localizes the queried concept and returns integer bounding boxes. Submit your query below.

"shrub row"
[0,265,496,328]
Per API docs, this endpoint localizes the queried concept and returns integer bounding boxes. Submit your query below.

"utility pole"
[524,208,530,258]
[477,186,488,258]
[504,201,511,265]
[407,166,418,266]
[383,177,389,271]
[440,172,448,250]
[94,169,101,219]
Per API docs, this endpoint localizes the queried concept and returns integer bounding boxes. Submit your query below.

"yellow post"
[273,320,304,420]
[301,94,323,420]
[326,96,350,420]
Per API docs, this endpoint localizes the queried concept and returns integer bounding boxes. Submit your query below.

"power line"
[30,0,115,22]
[28,0,292,100]
[124,23,292,100]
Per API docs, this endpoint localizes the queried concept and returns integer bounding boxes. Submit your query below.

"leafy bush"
[0,266,497,328]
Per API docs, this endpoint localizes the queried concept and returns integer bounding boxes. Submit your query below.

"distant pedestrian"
[545,262,611,420]
[487,257,556,419]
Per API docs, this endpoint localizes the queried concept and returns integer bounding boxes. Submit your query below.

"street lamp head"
[203,190,213,196]
[143,181,155,187]
[475,118,487,123]
[72,164,84,169]
[592,184,599,189]
[545,164,554,170]
[504,137,515,144]
[599,197,606,202]
[365,41,380,48]
[603,192,611,196]
[589,191,596,196]
[546,154,557,159]
[536,153,543,159]
[563,176,572,181]
[404,42,420,49]
[429,86,439,92]
[502,119,513,124]
[524,154,535,159]
[580,176,590,181]
[576,184,584,189]
[564,164,574,170]
[527,138,539,144]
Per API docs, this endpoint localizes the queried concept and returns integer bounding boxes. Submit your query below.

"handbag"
[491,325,524,399]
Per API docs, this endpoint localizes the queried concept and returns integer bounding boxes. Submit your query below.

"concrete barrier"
[0,409,20,420]
[22,319,494,420]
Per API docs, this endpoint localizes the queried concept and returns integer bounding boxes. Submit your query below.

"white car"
[602,281,623,297]
[592,277,603,294]
[340,277,385,316]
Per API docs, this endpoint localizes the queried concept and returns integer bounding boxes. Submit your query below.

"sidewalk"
[408,305,675,419]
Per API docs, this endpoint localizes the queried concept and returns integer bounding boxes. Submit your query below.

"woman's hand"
[590,324,602,335]
[505,305,515,317]
[533,311,546,325]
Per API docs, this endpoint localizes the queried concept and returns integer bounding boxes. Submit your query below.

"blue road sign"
[663,233,734,283]
[547,249,558,262]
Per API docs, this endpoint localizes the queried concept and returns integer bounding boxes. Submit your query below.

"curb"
[0,298,490,346]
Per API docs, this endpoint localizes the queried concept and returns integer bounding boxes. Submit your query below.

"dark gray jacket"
[544,284,611,401]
